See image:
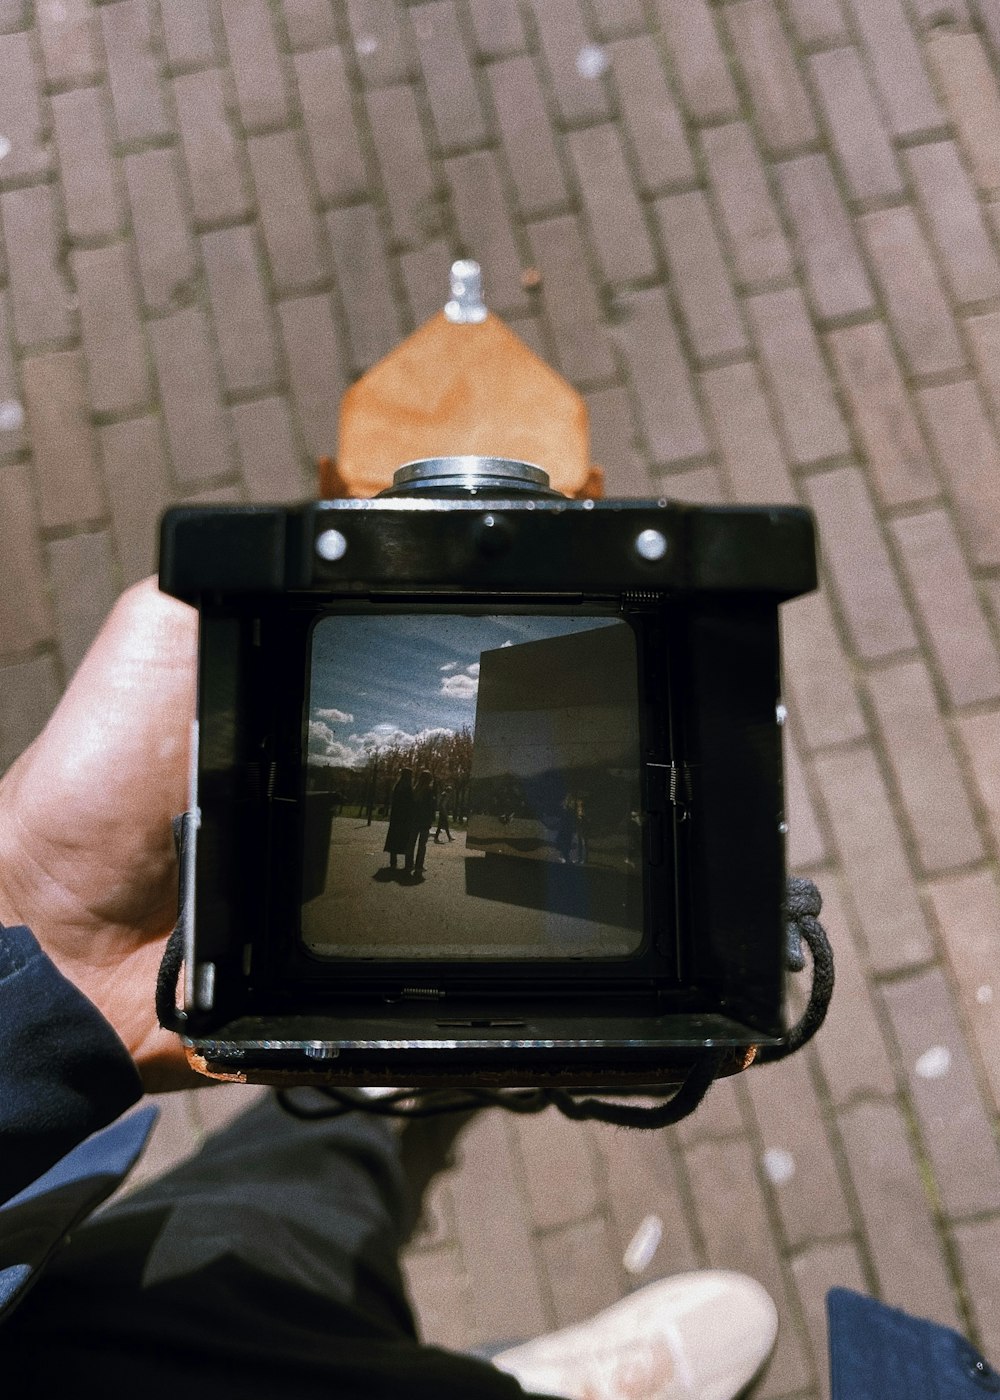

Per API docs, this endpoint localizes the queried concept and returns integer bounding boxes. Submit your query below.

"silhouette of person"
[434,785,453,842]
[384,767,414,871]
[407,770,437,875]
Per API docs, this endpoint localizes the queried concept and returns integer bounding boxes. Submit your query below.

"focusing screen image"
[301,614,643,959]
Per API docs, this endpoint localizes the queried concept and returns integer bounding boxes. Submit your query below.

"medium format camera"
[159,456,817,1091]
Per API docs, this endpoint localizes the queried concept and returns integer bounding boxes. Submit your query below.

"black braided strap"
[755,876,834,1065]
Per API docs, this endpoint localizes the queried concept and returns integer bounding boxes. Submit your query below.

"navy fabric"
[0,922,146,1319]
[0,923,143,1203]
[828,1289,1000,1399]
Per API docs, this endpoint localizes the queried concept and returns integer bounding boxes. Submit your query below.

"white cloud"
[501,640,513,648]
[441,672,479,700]
[439,661,459,672]
[467,662,480,678]
[315,706,353,724]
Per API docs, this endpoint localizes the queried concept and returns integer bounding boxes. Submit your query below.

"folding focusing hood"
[159,457,817,1091]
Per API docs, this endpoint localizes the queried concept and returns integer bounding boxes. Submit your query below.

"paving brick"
[653,192,747,363]
[72,243,152,416]
[867,658,984,873]
[808,48,904,203]
[365,85,441,246]
[610,287,708,466]
[565,125,657,287]
[539,1216,623,1328]
[781,590,868,750]
[0,0,23,29]
[280,0,336,52]
[511,1106,602,1230]
[248,132,326,295]
[905,142,1000,307]
[593,0,645,39]
[410,1,486,154]
[231,395,305,503]
[909,0,970,25]
[790,1241,870,1400]
[953,1218,1000,1363]
[701,360,794,502]
[200,226,280,396]
[884,966,1000,1219]
[99,414,172,585]
[0,654,61,771]
[724,0,819,156]
[277,294,346,460]
[529,0,610,126]
[150,309,234,485]
[448,1110,551,1343]
[53,88,125,247]
[859,207,965,379]
[837,1098,963,1329]
[814,744,935,973]
[785,726,826,870]
[503,310,548,363]
[775,155,874,322]
[806,461,925,664]
[173,69,251,226]
[699,123,793,288]
[293,47,368,207]
[978,1,1000,70]
[583,384,650,496]
[607,35,693,195]
[683,1135,814,1396]
[445,150,530,314]
[653,0,740,123]
[486,57,568,220]
[967,311,1000,426]
[825,323,938,509]
[158,0,219,69]
[841,0,944,138]
[219,0,289,132]
[2,186,74,350]
[784,0,850,45]
[747,289,850,465]
[926,33,1000,194]
[957,711,1000,860]
[918,379,1000,569]
[468,0,526,58]
[0,293,24,461]
[326,205,403,374]
[587,1117,701,1279]
[801,875,897,1103]
[101,0,172,145]
[891,510,1000,709]
[124,149,197,313]
[36,0,100,85]
[927,871,1000,1108]
[47,531,119,681]
[744,1052,852,1249]
[526,216,614,385]
[21,351,103,529]
[398,240,450,326]
[676,1068,745,1145]
[0,463,54,654]
[401,1244,475,1352]
[0,32,51,185]
[657,464,725,502]
[345,0,412,87]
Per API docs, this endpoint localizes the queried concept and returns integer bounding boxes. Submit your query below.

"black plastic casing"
[159,495,817,1089]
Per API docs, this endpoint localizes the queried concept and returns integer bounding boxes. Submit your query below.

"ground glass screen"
[301,614,643,959]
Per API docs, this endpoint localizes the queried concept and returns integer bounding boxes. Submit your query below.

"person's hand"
[0,578,199,1090]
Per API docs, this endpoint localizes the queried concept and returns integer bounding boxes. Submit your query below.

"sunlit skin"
[0,578,201,1091]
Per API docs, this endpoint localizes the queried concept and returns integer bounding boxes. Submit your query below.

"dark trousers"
[2,1093,555,1400]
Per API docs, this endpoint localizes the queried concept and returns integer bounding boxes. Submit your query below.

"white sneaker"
[492,1271,778,1400]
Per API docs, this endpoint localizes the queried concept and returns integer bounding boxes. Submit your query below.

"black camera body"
[159,458,817,1090]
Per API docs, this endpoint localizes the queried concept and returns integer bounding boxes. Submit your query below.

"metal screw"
[316,528,348,561]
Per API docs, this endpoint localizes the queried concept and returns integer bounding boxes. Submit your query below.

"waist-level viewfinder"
[159,456,817,1091]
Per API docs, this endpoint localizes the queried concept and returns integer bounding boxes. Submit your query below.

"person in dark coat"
[384,767,414,870]
[407,770,437,875]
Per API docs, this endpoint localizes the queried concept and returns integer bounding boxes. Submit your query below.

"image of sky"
[307,612,619,768]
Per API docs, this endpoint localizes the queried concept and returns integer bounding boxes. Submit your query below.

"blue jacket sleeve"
[0,922,143,1205]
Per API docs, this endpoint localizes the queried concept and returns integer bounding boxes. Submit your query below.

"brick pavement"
[2,2,1000,1395]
